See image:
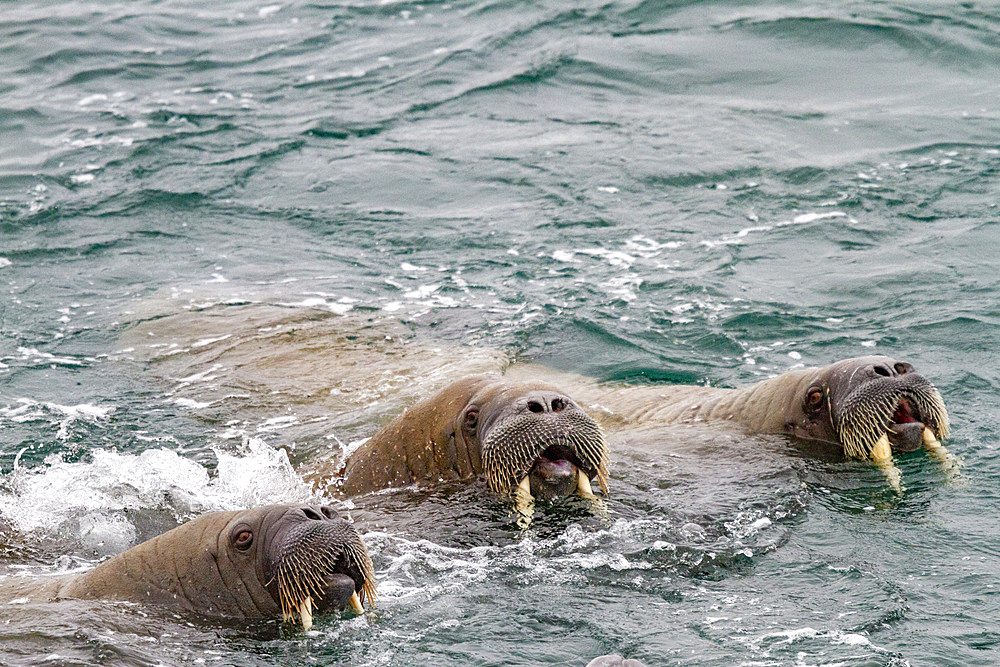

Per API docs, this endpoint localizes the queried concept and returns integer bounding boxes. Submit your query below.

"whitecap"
[400,262,428,272]
[404,285,440,299]
[77,94,108,107]
[0,439,321,551]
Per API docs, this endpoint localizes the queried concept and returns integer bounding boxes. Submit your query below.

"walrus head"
[61,504,376,630]
[338,375,608,508]
[467,379,609,502]
[252,505,377,630]
[782,356,950,459]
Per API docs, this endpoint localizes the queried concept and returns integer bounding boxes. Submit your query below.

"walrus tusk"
[514,476,534,528]
[300,596,313,631]
[922,426,957,471]
[870,433,892,463]
[870,433,902,492]
[514,476,534,514]
[348,591,364,615]
[577,470,596,499]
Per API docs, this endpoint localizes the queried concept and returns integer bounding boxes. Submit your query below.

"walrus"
[0,504,376,631]
[546,355,951,486]
[308,375,610,517]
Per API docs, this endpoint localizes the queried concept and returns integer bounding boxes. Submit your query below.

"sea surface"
[2,1,999,665]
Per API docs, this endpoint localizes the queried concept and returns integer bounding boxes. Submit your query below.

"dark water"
[2,0,1000,664]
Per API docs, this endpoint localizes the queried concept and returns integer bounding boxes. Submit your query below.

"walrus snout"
[269,505,376,629]
[312,572,360,613]
[833,358,950,460]
[528,450,581,500]
[888,422,926,452]
[869,360,915,378]
[521,390,572,415]
[481,391,608,498]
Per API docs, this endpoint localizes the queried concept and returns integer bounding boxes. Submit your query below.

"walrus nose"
[871,361,915,378]
[523,392,573,414]
[313,573,358,613]
[529,457,579,500]
[297,506,342,521]
[888,422,925,452]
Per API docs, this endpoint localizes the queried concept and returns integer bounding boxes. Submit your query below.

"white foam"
[0,258,11,268]
[77,94,108,106]
[257,415,299,432]
[404,284,440,299]
[701,211,851,248]
[551,250,581,263]
[1,399,113,441]
[176,364,222,385]
[400,262,428,272]
[191,334,232,348]
[16,347,84,367]
[576,248,635,269]
[0,439,320,551]
[276,297,354,315]
[623,235,684,257]
[172,397,213,410]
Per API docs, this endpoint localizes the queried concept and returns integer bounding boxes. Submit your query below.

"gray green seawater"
[2,0,999,664]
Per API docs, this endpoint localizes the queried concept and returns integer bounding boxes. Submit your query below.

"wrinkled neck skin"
[333,376,496,496]
[54,510,280,619]
[587,369,822,438]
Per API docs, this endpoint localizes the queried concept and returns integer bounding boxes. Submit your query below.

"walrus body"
[310,375,610,512]
[573,356,949,460]
[1,505,376,630]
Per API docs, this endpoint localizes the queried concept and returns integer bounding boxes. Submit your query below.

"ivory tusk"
[577,470,596,499]
[300,596,313,631]
[923,426,957,471]
[348,591,364,615]
[870,433,892,463]
[514,476,534,527]
[871,433,902,492]
[514,476,534,514]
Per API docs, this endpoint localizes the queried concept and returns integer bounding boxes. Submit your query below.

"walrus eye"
[234,529,254,551]
[806,388,824,410]
[464,409,479,428]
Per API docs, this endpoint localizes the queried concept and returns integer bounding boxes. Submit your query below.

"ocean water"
[2,0,999,664]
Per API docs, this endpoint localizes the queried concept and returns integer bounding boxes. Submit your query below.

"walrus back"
[337,376,493,495]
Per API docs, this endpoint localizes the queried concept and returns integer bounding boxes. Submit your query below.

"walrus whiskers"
[835,377,950,463]
[275,528,377,629]
[481,413,608,498]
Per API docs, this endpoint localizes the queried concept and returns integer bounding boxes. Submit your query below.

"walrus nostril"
[301,507,324,521]
[320,506,339,520]
[873,365,892,377]
[527,400,544,413]
[551,398,565,412]
[894,362,912,375]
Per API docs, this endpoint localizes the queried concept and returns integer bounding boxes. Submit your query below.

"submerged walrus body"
[1,505,376,630]
[308,375,610,515]
[574,356,950,461]
[527,355,953,490]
